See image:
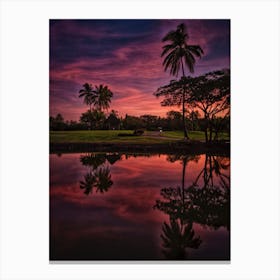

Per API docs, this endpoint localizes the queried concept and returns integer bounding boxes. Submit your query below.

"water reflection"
[161,220,202,259]
[188,155,230,231]
[153,154,230,259]
[50,152,230,260]
[79,153,121,195]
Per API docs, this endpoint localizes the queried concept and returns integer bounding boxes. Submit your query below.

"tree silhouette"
[187,70,230,142]
[79,153,121,196]
[106,111,121,130]
[80,153,106,169]
[161,23,203,139]
[80,167,113,195]
[189,110,200,131]
[188,155,230,230]
[105,153,122,165]
[93,167,113,193]
[161,219,202,259]
[79,109,106,130]
[155,69,230,142]
[93,84,113,112]
[78,83,95,111]
[154,153,230,259]
[154,154,202,259]
[79,172,96,195]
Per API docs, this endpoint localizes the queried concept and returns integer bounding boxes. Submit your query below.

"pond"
[50,152,230,261]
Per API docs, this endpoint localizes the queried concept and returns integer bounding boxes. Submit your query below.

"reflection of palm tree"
[94,167,113,193]
[80,172,96,195]
[154,153,230,259]
[161,219,201,259]
[161,23,203,139]
[79,167,113,195]
[79,153,119,196]
[155,155,202,259]
[166,154,200,218]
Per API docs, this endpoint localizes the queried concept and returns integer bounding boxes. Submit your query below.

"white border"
[1,0,279,279]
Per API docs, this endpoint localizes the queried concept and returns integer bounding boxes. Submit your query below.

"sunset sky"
[50,19,230,121]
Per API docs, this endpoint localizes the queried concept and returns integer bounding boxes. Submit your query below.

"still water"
[50,152,230,261]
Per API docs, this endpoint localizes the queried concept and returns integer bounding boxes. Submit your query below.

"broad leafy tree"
[166,110,183,130]
[187,69,230,142]
[80,109,105,130]
[50,113,66,131]
[155,69,230,142]
[106,110,121,130]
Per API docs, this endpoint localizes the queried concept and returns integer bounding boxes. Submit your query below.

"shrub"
[133,129,144,136]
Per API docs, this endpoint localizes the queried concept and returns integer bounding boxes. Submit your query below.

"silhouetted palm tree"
[161,23,203,139]
[78,83,95,111]
[93,84,113,112]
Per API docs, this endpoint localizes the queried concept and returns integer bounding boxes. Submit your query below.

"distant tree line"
[50,110,230,138]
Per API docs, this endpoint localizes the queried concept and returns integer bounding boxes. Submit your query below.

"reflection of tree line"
[79,153,160,195]
[154,154,230,259]
[78,152,230,259]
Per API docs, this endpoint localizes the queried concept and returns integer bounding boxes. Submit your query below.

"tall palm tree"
[161,23,203,139]
[78,83,95,111]
[93,84,113,112]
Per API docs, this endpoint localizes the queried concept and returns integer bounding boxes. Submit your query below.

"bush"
[117,129,144,137]
[133,129,144,136]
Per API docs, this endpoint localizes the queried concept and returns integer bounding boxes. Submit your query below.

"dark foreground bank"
[50,141,230,156]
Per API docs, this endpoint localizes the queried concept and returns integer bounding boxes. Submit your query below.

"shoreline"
[50,141,230,156]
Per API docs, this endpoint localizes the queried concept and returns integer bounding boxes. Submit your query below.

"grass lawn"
[50,130,229,144]
[164,131,229,141]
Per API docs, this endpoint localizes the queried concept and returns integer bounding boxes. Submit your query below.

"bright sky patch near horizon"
[50,19,230,121]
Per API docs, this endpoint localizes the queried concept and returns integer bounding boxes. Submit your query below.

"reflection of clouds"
[189,224,229,260]
[50,152,230,260]
[50,153,230,221]
[50,153,85,188]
